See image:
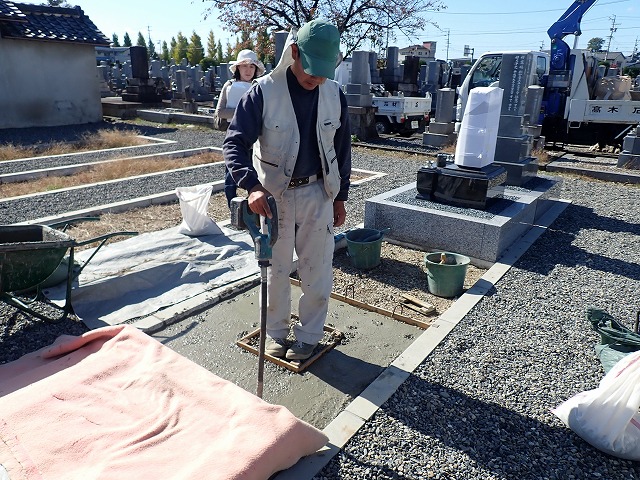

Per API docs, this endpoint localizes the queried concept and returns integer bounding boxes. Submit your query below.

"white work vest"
[253,67,342,200]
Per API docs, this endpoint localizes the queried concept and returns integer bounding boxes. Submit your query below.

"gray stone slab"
[345,93,373,107]
[527,124,542,138]
[622,134,640,154]
[422,132,456,148]
[495,135,528,162]
[434,88,456,123]
[346,83,371,95]
[364,177,562,263]
[351,51,370,84]
[617,152,640,169]
[498,114,523,137]
[498,53,534,117]
[427,121,455,135]
[494,157,539,186]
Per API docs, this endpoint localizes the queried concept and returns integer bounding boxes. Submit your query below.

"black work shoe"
[285,341,317,361]
[265,337,288,358]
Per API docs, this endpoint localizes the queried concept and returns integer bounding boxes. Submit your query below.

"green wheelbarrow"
[0,218,137,323]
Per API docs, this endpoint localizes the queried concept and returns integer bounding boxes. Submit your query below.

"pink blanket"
[0,325,327,480]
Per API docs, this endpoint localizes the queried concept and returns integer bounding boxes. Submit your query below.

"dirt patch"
[64,192,485,322]
[1,152,222,198]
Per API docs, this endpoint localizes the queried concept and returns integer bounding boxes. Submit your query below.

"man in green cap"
[223,19,351,361]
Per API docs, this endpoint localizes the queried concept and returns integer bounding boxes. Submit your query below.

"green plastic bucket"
[345,228,383,270]
[424,251,470,298]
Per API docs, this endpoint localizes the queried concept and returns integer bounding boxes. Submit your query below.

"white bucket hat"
[229,49,266,77]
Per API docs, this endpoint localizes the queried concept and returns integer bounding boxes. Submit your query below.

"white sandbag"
[176,185,222,236]
[552,350,640,460]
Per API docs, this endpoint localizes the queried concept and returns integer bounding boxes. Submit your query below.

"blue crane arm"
[547,0,598,71]
[547,0,598,40]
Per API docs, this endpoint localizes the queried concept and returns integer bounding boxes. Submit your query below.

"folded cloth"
[0,325,328,480]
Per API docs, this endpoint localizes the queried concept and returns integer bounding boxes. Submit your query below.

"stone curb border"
[544,161,640,184]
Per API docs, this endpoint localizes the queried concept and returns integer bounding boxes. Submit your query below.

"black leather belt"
[288,172,323,189]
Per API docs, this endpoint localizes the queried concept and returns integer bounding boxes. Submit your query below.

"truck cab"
[456,51,549,122]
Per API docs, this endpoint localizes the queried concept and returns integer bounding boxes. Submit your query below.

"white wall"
[0,39,103,129]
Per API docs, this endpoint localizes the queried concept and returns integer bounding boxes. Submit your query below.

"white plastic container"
[454,87,503,168]
[226,81,252,109]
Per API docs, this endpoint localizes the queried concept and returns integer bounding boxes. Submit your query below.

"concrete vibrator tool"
[230,196,278,398]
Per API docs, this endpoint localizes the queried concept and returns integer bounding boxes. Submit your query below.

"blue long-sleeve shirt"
[223,68,351,201]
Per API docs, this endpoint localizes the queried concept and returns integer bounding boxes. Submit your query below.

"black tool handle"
[266,196,278,247]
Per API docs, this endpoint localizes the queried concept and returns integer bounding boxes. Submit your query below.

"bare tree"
[43,0,72,6]
[202,0,446,58]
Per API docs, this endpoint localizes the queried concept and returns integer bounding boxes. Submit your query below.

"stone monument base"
[494,156,539,186]
[416,163,507,209]
[348,106,378,141]
[364,175,564,264]
[617,152,640,169]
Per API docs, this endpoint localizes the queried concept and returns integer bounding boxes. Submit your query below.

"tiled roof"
[0,0,25,21]
[0,1,110,46]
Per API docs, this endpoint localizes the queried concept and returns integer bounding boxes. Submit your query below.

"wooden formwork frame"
[236,324,344,373]
[290,277,433,330]
[236,277,435,373]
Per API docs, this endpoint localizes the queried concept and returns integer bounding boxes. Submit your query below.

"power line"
[431,0,631,16]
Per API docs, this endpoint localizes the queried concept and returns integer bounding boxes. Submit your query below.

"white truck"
[456,0,640,147]
[372,93,432,137]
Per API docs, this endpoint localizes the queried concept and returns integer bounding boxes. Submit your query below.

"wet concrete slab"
[151,282,424,429]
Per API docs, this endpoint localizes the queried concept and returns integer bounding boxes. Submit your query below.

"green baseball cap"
[296,19,340,80]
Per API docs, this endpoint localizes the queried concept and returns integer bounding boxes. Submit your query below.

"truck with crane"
[456,0,640,147]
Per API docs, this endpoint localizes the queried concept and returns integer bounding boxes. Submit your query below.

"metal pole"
[256,260,268,398]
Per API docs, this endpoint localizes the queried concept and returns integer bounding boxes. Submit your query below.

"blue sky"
[23,0,639,59]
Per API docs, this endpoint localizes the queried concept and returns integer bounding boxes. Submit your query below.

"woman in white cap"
[214,49,265,205]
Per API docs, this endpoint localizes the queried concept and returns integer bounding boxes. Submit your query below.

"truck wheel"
[375,118,391,135]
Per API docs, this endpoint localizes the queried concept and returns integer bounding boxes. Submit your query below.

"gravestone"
[493,53,539,186]
[383,47,402,93]
[417,87,507,209]
[150,60,162,79]
[121,46,161,103]
[398,56,419,96]
[218,64,231,84]
[130,46,149,79]
[422,88,456,148]
[171,69,188,108]
[274,31,289,64]
[369,52,382,84]
[97,64,113,97]
[524,85,545,148]
[617,125,640,169]
[346,50,376,140]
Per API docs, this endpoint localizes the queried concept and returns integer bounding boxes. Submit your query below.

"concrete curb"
[20,181,225,227]
[544,161,640,184]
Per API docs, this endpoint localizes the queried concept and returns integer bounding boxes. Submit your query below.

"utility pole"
[605,15,618,61]
[445,29,450,61]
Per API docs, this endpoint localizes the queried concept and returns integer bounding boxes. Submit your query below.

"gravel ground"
[2,122,640,479]
[317,177,640,479]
